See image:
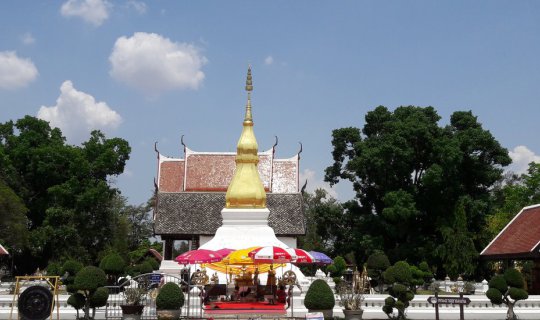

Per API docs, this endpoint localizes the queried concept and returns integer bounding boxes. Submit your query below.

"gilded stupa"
[225,66,267,209]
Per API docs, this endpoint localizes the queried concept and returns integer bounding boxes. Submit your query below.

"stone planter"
[120,305,144,320]
[308,309,333,318]
[343,309,363,320]
[156,309,182,320]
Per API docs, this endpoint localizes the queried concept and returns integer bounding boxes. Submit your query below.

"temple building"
[481,204,540,294]
[153,67,306,263]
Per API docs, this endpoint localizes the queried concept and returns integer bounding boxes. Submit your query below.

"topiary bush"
[382,261,415,320]
[304,279,335,310]
[156,282,184,310]
[62,260,83,293]
[68,266,109,320]
[99,252,126,278]
[367,251,390,293]
[486,268,528,320]
[46,262,62,276]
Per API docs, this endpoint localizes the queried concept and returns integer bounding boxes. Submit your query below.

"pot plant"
[120,287,146,320]
[338,282,364,320]
[304,279,335,318]
[156,282,184,320]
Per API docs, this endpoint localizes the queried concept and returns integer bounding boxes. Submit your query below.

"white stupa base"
[160,207,308,285]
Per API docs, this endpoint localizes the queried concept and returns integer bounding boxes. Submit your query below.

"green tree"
[488,163,540,238]
[0,116,131,273]
[435,197,478,278]
[0,180,29,251]
[325,106,510,276]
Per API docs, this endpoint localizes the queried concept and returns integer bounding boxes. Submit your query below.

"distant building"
[481,204,540,294]
[153,143,305,260]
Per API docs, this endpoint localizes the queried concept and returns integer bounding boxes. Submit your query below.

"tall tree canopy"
[325,106,511,276]
[0,116,131,273]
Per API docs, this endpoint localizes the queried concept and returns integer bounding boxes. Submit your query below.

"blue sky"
[1,1,539,205]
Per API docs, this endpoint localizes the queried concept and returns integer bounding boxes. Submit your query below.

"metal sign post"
[428,292,471,320]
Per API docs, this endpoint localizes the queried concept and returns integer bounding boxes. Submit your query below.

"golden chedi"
[225,66,267,209]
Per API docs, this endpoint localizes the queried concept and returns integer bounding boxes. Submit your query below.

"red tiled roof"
[481,204,540,259]
[157,146,299,193]
[158,159,184,192]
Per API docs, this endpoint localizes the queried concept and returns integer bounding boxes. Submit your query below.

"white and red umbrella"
[249,246,297,264]
[290,248,314,264]
[175,249,223,265]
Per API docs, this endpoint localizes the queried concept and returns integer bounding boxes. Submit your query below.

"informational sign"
[428,296,471,305]
[150,273,163,284]
[427,292,470,320]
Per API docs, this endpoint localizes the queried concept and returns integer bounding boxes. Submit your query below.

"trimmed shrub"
[74,266,107,291]
[486,268,528,320]
[89,287,109,308]
[504,269,524,289]
[99,253,126,276]
[304,279,335,310]
[367,251,390,293]
[383,261,414,320]
[156,283,184,310]
[68,266,109,320]
[62,260,83,293]
[67,293,85,310]
[46,262,62,276]
[62,260,83,275]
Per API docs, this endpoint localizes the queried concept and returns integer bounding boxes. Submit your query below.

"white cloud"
[60,0,110,26]
[264,55,274,65]
[21,32,35,45]
[109,32,207,94]
[299,168,339,199]
[507,145,540,174]
[0,51,38,90]
[126,0,146,14]
[37,81,122,144]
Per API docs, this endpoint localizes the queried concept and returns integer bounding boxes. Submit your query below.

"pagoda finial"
[245,65,253,92]
[225,66,267,209]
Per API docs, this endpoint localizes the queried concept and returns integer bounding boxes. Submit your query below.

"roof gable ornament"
[225,66,267,209]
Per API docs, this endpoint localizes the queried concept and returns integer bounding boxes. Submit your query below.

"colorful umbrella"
[309,251,333,265]
[221,247,261,265]
[216,248,235,257]
[249,246,297,264]
[290,248,314,264]
[175,249,223,265]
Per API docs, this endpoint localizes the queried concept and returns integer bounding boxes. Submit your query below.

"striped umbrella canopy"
[221,247,261,265]
[175,249,223,265]
[249,246,297,264]
[290,248,314,264]
[216,248,235,257]
[309,251,333,265]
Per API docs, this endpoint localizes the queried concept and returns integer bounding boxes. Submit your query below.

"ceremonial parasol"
[290,248,314,264]
[216,248,235,257]
[249,246,297,264]
[175,249,223,265]
[221,247,261,265]
[309,251,333,265]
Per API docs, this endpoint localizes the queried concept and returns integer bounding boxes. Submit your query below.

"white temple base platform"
[159,207,308,285]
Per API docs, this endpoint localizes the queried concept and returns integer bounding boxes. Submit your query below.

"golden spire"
[225,66,267,209]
